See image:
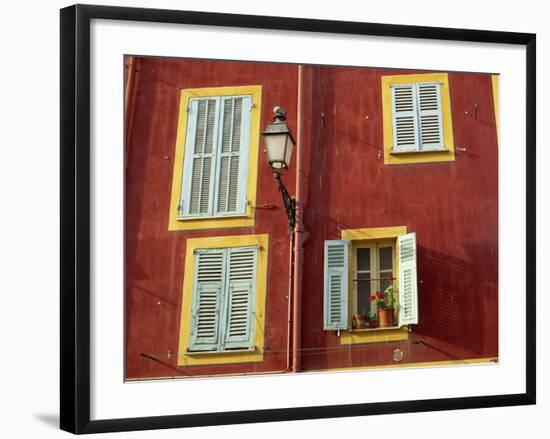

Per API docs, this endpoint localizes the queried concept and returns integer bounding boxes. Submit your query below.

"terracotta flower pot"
[352,314,367,329]
[378,308,394,328]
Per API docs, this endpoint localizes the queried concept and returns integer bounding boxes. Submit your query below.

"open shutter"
[417,82,444,150]
[222,246,257,349]
[323,240,349,330]
[391,84,419,152]
[214,96,252,216]
[398,232,419,325]
[180,98,219,217]
[188,249,226,351]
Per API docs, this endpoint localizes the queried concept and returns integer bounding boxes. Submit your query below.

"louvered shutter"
[391,84,420,152]
[179,98,220,218]
[188,249,226,351]
[323,240,349,330]
[397,233,419,325]
[417,83,444,150]
[215,96,252,216]
[222,246,257,349]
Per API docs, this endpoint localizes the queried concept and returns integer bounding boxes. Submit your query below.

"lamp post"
[262,107,296,235]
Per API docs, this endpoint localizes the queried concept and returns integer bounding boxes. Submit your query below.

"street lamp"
[262,106,296,234]
[263,106,295,170]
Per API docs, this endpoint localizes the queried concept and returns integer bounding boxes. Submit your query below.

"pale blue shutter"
[222,246,257,349]
[416,83,444,150]
[323,240,349,330]
[188,249,226,351]
[398,233,419,325]
[214,96,252,216]
[179,98,220,218]
[391,84,419,152]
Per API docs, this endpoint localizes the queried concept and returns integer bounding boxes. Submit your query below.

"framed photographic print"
[60,4,536,434]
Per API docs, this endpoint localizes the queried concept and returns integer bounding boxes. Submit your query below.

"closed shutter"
[215,96,252,215]
[222,246,257,349]
[180,98,220,217]
[417,83,444,149]
[323,240,350,330]
[397,233,419,325]
[391,84,419,152]
[188,249,226,351]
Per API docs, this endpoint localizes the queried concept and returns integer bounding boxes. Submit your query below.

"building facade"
[124,56,499,380]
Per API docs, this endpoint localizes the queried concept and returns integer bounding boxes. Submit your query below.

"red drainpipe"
[292,65,305,373]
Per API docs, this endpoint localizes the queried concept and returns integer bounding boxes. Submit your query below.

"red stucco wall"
[125,57,498,379]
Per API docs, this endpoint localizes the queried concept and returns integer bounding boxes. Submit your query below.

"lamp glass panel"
[265,133,290,168]
[283,137,294,169]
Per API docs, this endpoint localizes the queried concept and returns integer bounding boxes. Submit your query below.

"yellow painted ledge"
[177,234,268,366]
[340,326,409,345]
[492,74,499,145]
[341,225,407,241]
[168,85,262,231]
[308,357,499,373]
[381,72,455,165]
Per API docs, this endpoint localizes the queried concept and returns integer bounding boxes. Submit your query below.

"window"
[323,228,418,334]
[189,246,257,352]
[381,73,455,165]
[177,234,268,366]
[169,86,262,231]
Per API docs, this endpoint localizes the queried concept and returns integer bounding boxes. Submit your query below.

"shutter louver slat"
[231,99,242,152]
[323,240,349,330]
[223,247,257,349]
[189,250,225,351]
[398,233,419,325]
[228,156,239,212]
[417,83,444,149]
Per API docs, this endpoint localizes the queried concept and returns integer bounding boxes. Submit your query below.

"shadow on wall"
[417,243,498,356]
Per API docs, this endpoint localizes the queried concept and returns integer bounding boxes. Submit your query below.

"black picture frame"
[60,4,536,434]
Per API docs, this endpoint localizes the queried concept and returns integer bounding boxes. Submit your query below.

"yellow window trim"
[168,85,262,231]
[340,226,409,345]
[491,74,499,145]
[308,357,498,373]
[177,234,268,366]
[381,73,455,165]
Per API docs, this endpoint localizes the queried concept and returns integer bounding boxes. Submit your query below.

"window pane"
[379,270,393,295]
[357,248,370,271]
[379,246,393,271]
[356,272,371,316]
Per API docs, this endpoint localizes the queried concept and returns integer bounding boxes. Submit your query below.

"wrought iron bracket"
[273,171,296,235]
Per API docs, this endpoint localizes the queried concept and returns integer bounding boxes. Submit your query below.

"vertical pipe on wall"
[286,232,294,371]
[124,56,140,168]
[292,65,305,373]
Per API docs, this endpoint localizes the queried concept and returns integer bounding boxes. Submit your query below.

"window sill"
[169,212,255,231]
[186,346,257,355]
[349,325,403,333]
[340,325,409,345]
[178,213,249,221]
[390,148,449,155]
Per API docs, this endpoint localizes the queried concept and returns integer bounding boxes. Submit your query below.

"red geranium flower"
[376,291,383,299]
[370,294,376,302]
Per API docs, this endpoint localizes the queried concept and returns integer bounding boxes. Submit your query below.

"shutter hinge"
[249,103,255,112]
[177,201,183,212]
